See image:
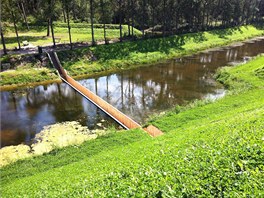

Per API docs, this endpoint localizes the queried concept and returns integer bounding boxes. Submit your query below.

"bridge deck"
[48,51,163,137]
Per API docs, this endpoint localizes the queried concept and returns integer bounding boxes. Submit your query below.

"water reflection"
[1,38,264,147]
[1,84,114,147]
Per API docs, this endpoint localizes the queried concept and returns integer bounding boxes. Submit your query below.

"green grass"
[1,23,142,49]
[56,25,264,77]
[1,56,263,196]
[1,25,263,87]
[0,67,57,86]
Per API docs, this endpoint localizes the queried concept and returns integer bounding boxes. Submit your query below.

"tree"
[117,0,123,42]
[62,0,73,49]
[99,0,107,44]
[48,0,56,47]
[90,0,95,45]
[17,0,29,30]
[10,2,21,50]
[0,25,8,55]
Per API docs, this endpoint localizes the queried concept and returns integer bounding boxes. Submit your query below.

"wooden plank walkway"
[47,51,163,137]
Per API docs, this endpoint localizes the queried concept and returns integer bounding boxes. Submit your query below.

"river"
[1,37,264,147]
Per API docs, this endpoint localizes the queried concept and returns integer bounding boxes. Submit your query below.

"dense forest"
[2,0,264,37]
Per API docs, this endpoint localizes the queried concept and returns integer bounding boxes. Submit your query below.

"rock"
[97,123,103,127]
[22,40,29,46]
[1,63,11,71]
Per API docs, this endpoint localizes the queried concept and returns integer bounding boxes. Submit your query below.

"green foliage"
[1,55,264,197]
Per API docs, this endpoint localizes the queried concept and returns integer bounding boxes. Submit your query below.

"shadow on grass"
[252,23,264,30]
[209,26,243,39]
[19,26,47,32]
[86,32,207,61]
[57,31,208,69]
[4,36,49,44]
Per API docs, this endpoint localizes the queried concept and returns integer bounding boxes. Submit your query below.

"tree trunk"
[11,11,21,50]
[1,28,7,55]
[119,0,123,42]
[141,0,146,37]
[47,18,50,36]
[100,0,107,44]
[66,4,72,49]
[90,0,95,45]
[162,0,166,37]
[72,0,77,20]
[151,6,155,37]
[62,4,67,23]
[51,18,56,47]
[131,0,134,39]
[127,19,131,37]
[21,2,29,30]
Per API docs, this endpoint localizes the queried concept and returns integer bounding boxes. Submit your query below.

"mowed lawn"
[1,23,142,49]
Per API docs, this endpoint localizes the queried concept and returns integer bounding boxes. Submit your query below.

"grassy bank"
[1,56,263,196]
[1,25,263,88]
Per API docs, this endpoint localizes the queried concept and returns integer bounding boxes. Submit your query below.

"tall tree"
[0,25,7,55]
[162,0,167,37]
[141,0,147,37]
[100,0,107,44]
[17,0,29,30]
[49,0,56,47]
[131,0,135,38]
[11,8,21,49]
[117,0,123,42]
[63,0,73,49]
[90,0,95,45]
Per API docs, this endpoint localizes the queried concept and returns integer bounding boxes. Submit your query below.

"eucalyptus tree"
[2,0,22,49]
[99,0,107,44]
[140,0,147,37]
[148,0,160,35]
[17,0,29,30]
[130,0,136,37]
[0,24,7,55]
[162,0,167,37]
[117,0,124,42]
[62,0,73,49]
[90,0,95,45]
[46,0,56,47]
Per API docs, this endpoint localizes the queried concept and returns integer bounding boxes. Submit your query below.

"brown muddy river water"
[1,38,264,147]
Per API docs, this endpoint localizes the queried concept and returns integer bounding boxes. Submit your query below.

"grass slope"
[1,25,263,88]
[1,57,263,196]
[58,25,264,76]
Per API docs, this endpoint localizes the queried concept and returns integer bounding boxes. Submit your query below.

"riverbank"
[1,25,264,90]
[1,55,263,197]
